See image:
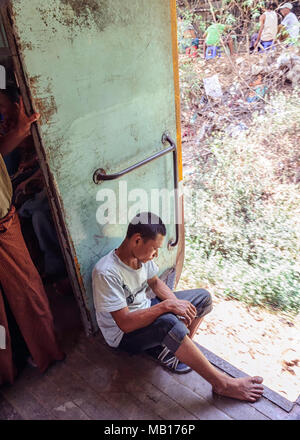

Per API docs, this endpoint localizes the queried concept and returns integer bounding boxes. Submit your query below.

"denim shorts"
[118,289,212,355]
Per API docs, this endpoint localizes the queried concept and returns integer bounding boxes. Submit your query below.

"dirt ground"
[177,50,300,404]
[177,263,300,403]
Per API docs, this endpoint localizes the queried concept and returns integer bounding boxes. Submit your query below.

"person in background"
[254,2,278,52]
[177,15,199,57]
[1,87,67,281]
[203,22,234,58]
[0,90,64,385]
[250,32,259,53]
[17,173,67,280]
[279,2,300,44]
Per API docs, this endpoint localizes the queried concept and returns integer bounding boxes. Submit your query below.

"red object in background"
[186,46,199,58]
[0,206,64,385]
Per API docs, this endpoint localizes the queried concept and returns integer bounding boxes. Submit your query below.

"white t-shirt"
[92,250,159,347]
[261,11,278,41]
[282,12,300,40]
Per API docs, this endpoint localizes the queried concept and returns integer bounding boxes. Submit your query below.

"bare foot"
[213,375,264,402]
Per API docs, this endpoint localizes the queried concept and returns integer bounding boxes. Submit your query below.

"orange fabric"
[0,205,64,385]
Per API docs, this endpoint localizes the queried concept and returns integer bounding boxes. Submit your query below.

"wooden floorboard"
[1,328,291,420]
[284,404,300,420]
[84,334,232,420]
[136,359,232,420]
[1,378,56,420]
[172,369,270,420]
[69,336,197,420]
[63,345,161,420]
[0,395,23,420]
[91,335,267,421]
[0,290,295,420]
[249,395,294,420]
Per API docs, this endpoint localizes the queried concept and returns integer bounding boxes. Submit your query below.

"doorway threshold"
[196,343,297,413]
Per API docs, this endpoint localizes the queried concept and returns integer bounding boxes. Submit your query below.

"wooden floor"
[1,287,299,421]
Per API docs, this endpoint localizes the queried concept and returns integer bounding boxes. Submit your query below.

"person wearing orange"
[0,90,64,385]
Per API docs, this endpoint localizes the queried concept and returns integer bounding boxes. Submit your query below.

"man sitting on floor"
[92,212,264,402]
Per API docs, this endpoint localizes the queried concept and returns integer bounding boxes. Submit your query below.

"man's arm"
[111,301,171,334]
[111,276,197,333]
[254,14,265,48]
[148,275,197,327]
[147,275,177,301]
[0,98,40,157]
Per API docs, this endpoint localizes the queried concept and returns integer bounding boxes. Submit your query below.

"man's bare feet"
[213,375,264,402]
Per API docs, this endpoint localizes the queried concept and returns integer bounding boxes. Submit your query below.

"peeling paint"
[28,75,41,89]
[9,0,178,336]
[60,0,108,31]
[28,75,58,124]
[36,0,112,39]
[19,40,33,51]
[34,95,57,123]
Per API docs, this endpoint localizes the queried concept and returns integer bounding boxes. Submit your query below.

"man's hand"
[15,97,40,140]
[164,298,197,327]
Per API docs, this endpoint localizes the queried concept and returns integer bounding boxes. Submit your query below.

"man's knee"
[155,313,189,353]
[152,313,188,350]
[154,313,181,336]
[194,289,213,317]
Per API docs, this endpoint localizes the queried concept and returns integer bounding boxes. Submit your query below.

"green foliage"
[182,92,300,315]
[177,0,279,37]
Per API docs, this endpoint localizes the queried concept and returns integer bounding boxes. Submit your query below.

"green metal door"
[2,0,182,334]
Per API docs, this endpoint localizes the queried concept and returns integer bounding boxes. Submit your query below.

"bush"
[181,91,300,314]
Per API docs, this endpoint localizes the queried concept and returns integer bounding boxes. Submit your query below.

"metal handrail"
[93,134,179,248]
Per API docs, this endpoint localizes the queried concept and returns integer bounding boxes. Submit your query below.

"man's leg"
[118,310,189,355]
[175,336,264,402]
[188,317,204,340]
[173,289,264,401]
[119,296,264,402]
[173,289,212,339]
[134,289,212,371]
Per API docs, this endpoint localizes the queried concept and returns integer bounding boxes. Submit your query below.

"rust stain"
[28,75,41,94]
[34,95,58,124]
[73,255,86,292]
[20,40,34,51]
[26,75,58,124]
[36,0,111,37]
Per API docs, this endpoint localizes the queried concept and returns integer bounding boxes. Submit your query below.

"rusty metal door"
[1,0,183,335]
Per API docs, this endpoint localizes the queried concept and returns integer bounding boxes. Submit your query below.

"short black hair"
[266,2,277,10]
[126,212,166,241]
